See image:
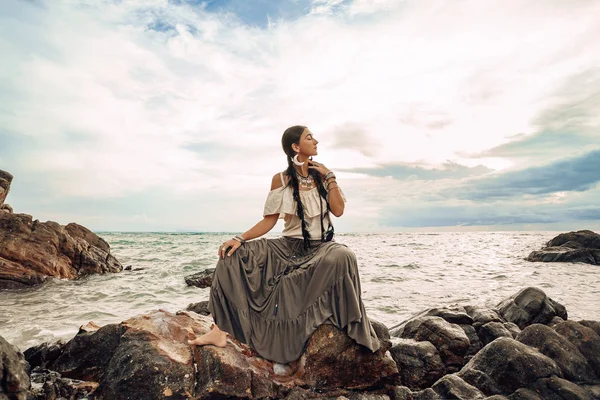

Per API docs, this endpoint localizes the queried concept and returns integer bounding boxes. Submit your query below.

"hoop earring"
[292,154,305,166]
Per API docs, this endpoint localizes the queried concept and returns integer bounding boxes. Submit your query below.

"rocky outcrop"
[527,230,600,265]
[0,213,122,289]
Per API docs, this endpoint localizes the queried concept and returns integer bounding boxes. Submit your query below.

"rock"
[459,324,482,359]
[507,388,543,399]
[496,287,567,329]
[184,268,215,288]
[0,334,30,400]
[23,340,66,370]
[553,320,600,374]
[420,306,474,325]
[389,338,445,389]
[431,374,485,399]
[390,387,440,400]
[579,320,600,336]
[186,300,211,315]
[526,230,600,265]
[25,309,399,399]
[531,375,595,400]
[301,323,399,391]
[0,213,122,288]
[392,316,470,371]
[464,306,502,329]
[546,230,600,250]
[0,169,12,207]
[29,367,98,400]
[0,204,13,213]
[516,324,597,382]
[457,337,562,396]
[478,322,514,346]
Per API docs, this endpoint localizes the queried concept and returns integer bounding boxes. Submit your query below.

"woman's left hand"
[308,159,330,177]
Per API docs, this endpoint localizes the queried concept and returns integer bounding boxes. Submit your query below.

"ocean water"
[1,231,599,352]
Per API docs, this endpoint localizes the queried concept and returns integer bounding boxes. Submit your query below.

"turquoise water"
[1,231,599,351]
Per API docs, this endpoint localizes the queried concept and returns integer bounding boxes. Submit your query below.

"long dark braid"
[281,125,331,249]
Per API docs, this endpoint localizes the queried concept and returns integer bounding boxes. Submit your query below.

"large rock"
[456,337,562,396]
[526,230,600,265]
[0,213,122,289]
[389,338,445,389]
[516,324,598,382]
[430,374,485,399]
[496,287,567,329]
[531,376,595,400]
[25,310,399,399]
[392,316,470,371]
[553,320,600,374]
[0,334,30,400]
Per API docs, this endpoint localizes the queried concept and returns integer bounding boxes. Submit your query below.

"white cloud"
[2,0,600,230]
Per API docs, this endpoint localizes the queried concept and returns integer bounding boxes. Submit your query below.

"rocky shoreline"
[1,286,599,400]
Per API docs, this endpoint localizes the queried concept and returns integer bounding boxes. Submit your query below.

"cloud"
[2,0,600,230]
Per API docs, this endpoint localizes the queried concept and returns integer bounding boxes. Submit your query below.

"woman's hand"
[218,239,241,259]
[308,159,330,178]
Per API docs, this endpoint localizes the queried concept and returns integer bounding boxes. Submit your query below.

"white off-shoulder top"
[263,172,346,239]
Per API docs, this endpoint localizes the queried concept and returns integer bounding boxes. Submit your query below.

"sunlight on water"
[1,231,599,351]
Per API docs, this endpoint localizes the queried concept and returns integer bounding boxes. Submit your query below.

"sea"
[1,231,599,352]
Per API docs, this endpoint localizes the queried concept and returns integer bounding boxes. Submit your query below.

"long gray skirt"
[207,236,380,364]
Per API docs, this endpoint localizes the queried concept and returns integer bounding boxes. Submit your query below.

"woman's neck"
[294,157,309,177]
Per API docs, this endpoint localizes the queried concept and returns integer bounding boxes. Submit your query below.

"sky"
[1,0,599,233]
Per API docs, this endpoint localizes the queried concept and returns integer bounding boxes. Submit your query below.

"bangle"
[326,179,337,188]
[324,171,336,181]
[233,235,246,244]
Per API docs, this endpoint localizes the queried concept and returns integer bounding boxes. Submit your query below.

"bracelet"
[233,235,246,244]
[324,171,336,181]
[326,179,337,188]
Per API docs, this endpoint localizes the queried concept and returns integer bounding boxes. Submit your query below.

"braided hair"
[282,126,330,249]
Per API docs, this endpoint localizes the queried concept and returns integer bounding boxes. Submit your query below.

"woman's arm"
[325,177,344,217]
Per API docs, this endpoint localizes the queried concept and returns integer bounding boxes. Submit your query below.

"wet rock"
[301,323,399,391]
[184,268,215,288]
[23,340,67,370]
[186,300,211,315]
[531,375,595,400]
[29,366,98,400]
[464,306,502,329]
[419,306,473,325]
[526,230,600,265]
[553,320,600,374]
[496,287,567,329]
[457,337,562,396]
[431,374,485,399]
[390,387,440,400]
[392,316,470,371]
[389,338,445,389]
[0,334,30,400]
[516,324,597,382]
[459,324,482,360]
[0,213,122,289]
[507,388,543,399]
[478,322,514,346]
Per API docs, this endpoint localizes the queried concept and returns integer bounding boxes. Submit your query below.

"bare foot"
[187,325,228,347]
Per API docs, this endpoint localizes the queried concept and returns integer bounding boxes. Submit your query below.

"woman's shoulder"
[270,171,289,190]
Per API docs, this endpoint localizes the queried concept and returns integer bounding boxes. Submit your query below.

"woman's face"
[294,128,319,157]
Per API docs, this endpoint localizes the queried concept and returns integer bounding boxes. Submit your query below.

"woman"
[188,125,380,364]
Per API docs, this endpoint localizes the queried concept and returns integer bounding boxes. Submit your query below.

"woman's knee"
[324,245,358,274]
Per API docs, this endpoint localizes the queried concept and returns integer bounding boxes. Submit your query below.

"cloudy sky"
[1,0,599,233]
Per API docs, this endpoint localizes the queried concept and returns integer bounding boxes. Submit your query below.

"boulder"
[186,300,211,315]
[29,367,98,400]
[0,334,30,400]
[526,230,600,265]
[464,306,502,329]
[531,375,595,400]
[553,320,600,374]
[389,386,440,400]
[457,337,562,396]
[392,316,470,371]
[579,320,600,336]
[516,324,597,382]
[459,324,482,358]
[25,309,399,399]
[478,322,515,346]
[496,287,567,329]
[0,213,122,288]
[430,374,485,399]
[389,338,445,389]
[184,268,215,288]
